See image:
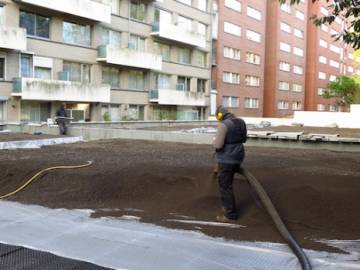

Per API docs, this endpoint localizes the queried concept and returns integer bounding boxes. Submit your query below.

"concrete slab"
[269,132,304,141]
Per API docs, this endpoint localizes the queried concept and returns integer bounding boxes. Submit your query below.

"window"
[320,6,329,16]
[155,42,170,61]
[128,104,144,120]
[330,60,340,69]
[329,75,336,82]
[247,7,261,21]
[279,81,290,91]
[330,44,341,54]
[129,70,144,90]
[292,102,302,111]
[318,88,325,96]
[294,28,304,39]
[198,23,206,36]
[223,72,240,84]
[0,5,4,25]
[245,98,259,109]
[197,79,206,93]
[329,105,338,112]
[224,0,241,12]
[280,22,291,33]
[20,11,50,38]
[34,67,51,79]
[244,75,260,87]
[224,47,240,60]
[246,52,260,65]
[223,96,239,108]
[63,61,90,83]
[348,66,354,73]
[224,22,241,36]
[130,0,146,22]
[155,73,171,89]
[317,104,326,111]
[21,54,33,78]
[319,39,328,48]
[319,55,327,64]
[194,50,206,67]
[63,21,91,46]
[279,61,290,72]
[0,101,4,121]
[198,0,207,11]
[246,30,261,43]
[278,101,289,110]
[318,72,326,80]
[101,28,121,48]
[129,34,145,51]
[295,10,305,21]
[178,16,192,32]
[321,24,328,32]
[111,0,120,15]
[280,42,291,53]
[293,65,303,75]
[0,57,4,80]
[102,67,120,88]
[177,47,191,64]
[292,84,303,92]
[177,76,191,91]
[280,3,291,13]
[293,47,303,57]
[330,29,339,36]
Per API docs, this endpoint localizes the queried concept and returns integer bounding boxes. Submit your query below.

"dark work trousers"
[218,163,241,220]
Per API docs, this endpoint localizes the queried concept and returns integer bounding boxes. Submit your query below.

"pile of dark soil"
[0,139,359,252]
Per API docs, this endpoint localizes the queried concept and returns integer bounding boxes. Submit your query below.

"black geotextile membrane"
[0,243,114,270]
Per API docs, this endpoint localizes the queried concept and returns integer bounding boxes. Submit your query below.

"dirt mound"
[0,139,359,252]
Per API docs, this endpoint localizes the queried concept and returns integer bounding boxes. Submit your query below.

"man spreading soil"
[213,106,247,222]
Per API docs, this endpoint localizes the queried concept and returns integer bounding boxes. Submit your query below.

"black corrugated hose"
[240,168,312,270]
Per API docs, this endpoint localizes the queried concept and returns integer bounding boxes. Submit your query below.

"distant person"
[55,103,68,135]
[213,106,247,222]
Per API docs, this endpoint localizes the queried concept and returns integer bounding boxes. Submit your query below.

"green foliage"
[323,75,360,106]
[103,112,111,122]
[279,0,360,49]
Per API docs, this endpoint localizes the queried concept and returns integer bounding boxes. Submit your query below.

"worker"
[213,106,247,222]
[55,103,68,135]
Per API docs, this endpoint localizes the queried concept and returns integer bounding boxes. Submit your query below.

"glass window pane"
[63,21,91,46]
[21,54,32,78]
[0,6,4,25]
[35,67,51,79]
[0,58,4,79]
[35,15,50,38]
[20,11,35,36]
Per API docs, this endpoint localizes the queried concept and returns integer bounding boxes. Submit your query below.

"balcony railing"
[17,0,111,23]
[151,21,206,48]
[13,77,110,103]
[148,88,206,106]
[0,26,27,51]
[97,45,162,70]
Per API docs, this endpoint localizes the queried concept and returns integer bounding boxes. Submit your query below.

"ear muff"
[217,112,223,121]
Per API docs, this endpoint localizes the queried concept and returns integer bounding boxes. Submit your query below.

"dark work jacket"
[216,116,247,164]
[56,107,67,117]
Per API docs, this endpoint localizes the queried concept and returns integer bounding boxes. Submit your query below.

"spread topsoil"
[0,139,359,253]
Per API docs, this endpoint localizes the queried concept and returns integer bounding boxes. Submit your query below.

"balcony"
[0,26,27,51]
[149,89,206,107]
[97,45,162,70]
[13,78,111,103]
[17,0,111,23]
[151,21,206,49]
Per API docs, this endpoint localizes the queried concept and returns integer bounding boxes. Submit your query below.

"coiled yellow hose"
[0,161,93,200]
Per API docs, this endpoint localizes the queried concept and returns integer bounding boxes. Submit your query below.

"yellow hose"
[0,161,93,200]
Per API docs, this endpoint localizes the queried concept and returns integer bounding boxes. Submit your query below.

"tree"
[279,0,360,49]
[323,75,360,106]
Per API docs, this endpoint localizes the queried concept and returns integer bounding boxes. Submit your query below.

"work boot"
[216,214,234,223]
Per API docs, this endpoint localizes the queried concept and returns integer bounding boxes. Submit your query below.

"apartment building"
[263,0,308,117]
[0,0,212,123]
[212,0,266,117]
[305,0,349,112]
